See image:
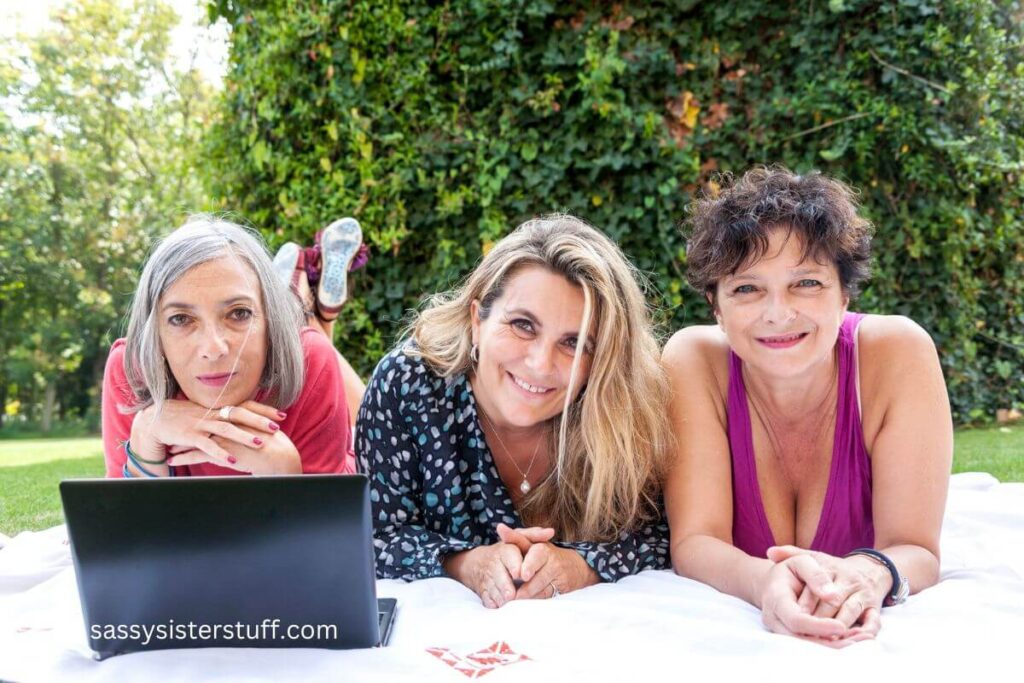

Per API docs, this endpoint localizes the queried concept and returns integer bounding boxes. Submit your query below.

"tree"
[0,0,217,431]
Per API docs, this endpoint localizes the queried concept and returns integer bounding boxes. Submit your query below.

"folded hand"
[496,523,600,600]
[767,545,888,646]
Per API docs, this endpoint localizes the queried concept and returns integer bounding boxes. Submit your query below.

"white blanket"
[1,473,1022,682]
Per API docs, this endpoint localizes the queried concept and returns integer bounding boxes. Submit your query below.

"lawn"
[0,437,105,536]
[0,425,1022,536]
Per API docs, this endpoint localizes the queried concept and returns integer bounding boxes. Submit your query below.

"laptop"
[60,474,397,659]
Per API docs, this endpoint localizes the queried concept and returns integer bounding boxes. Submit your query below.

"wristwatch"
[844,548,910,606]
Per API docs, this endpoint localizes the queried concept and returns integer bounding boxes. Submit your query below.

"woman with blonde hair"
[357,214,672,607]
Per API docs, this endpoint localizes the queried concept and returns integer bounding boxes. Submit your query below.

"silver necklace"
[479,409,544,495]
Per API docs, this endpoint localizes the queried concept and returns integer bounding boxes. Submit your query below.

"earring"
[470,343,479,364]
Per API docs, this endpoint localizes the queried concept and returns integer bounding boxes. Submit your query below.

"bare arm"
[860,315,952,595]
[663,327,772,605]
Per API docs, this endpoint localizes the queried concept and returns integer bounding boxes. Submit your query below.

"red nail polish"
[268,422,280,431]
[277,411,287,419]
[253,437,263,446]
[228,456,238,464]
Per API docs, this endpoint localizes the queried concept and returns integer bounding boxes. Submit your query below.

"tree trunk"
[41,381,57,433]
[0,370,7,431]
[0,298,6,430]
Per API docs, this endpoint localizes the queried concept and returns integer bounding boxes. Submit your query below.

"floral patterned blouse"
[355,345,670,583]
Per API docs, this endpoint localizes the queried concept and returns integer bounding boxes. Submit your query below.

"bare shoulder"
[664,325,729,367]
[663,324,731,395]
[857,314,938,367]
[854,318,952,530]
[857,314,946,427]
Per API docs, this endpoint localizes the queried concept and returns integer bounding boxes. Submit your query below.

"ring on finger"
[549,582,560,598]
[219,405,235,421]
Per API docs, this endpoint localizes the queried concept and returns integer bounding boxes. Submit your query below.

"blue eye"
[797,279,823,288]
[733,284,757,294]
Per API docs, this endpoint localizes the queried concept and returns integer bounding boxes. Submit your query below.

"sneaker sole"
[272,242,302,291]
[317,218,363,315]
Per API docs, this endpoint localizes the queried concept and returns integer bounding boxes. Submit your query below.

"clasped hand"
[759,545,891,647]
[130,399,300,475]
[448,523,599,609]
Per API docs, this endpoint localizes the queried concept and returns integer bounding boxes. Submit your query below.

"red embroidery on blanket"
[426,641,531,678]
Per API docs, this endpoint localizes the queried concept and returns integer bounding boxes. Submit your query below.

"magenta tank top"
[727,312,874,558]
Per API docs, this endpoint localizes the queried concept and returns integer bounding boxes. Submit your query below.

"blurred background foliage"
[205,0,1024,424]
[2,0,1021,430]
[0,0,216,433]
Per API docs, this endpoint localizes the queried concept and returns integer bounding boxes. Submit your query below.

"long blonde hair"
[409,214,672,542]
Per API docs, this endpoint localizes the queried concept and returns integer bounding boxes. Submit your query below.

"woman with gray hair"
[101,216,355,477]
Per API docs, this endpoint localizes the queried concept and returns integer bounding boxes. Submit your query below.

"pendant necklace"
[479,409,543,495]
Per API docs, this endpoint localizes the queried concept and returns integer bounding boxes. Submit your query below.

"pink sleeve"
[282,329,355,474]
[101,339,136,478]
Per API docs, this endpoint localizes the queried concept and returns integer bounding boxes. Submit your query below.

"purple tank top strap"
[810,312,874,555]
[726,350,775,558]
[727,312,875,558]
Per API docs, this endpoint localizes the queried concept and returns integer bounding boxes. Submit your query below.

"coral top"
[102,327,355,477]
[727,312,874,558]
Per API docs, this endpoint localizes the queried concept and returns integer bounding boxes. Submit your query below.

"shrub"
[205,0,1024,423]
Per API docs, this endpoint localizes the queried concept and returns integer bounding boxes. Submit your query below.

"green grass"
[0,437,105,536]
[0,426,1022,536]
[952,424,1024,482]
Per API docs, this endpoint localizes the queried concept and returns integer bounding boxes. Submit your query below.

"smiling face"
[715,227,848,379]
[157,255,268,409]
[470,265,594,432]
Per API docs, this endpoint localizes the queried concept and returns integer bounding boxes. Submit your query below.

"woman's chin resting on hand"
[102,216,355,480]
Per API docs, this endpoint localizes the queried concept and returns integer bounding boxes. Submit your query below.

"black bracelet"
[844,547,909,606]
[125,440,166,465]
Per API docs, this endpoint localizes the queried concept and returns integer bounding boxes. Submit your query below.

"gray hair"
[122,215,305,412]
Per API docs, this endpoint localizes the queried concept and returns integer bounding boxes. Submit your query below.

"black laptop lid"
[60,474,379,657]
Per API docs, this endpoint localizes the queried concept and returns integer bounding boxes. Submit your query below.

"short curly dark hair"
[685,166,873,305]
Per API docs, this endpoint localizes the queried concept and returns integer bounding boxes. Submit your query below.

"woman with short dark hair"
[664,167,952,645]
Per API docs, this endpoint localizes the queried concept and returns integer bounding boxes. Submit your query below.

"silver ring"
[218,405,234,421]
[550,583,560,598]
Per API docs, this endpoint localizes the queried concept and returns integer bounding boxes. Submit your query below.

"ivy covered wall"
[205,0,1024,423]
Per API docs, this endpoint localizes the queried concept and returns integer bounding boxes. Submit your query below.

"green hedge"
[205,0,1024,423]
